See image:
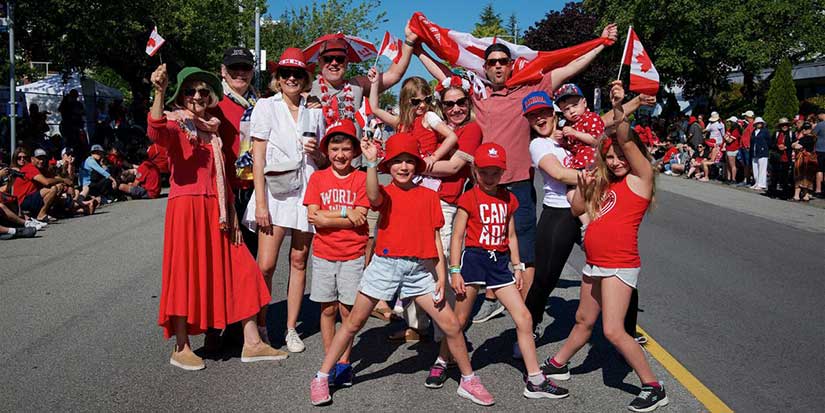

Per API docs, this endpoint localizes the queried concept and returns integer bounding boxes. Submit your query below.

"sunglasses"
[322,55,346,65]
[278,68,307,80]
[485,57,511,67]
[183,88,211,98]
[441,97,468,109]
[410,96,433,106]
[16,155,28,160]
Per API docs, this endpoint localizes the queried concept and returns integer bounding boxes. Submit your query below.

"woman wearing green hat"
[148,64,287,371]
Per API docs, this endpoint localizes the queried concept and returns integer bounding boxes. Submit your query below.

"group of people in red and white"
[147,16,669,412]
[0,141,163,241]
[659,109,825,202]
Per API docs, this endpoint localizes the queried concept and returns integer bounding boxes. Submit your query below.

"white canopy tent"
[16,72,124,137]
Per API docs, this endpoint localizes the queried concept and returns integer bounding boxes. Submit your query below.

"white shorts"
[582,264,640,289]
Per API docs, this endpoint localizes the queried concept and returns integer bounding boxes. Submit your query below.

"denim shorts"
[310,255,365,306]
[359,255,436,301]
[460,247,515,289]
[503,179,537,266]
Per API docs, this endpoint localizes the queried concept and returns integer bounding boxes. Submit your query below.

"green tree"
[763,58,798,128]
[584,0,825,103]
[260,0,387,78]
[472,3,506,38]
[506,13,519,44]
[378,91,397,109]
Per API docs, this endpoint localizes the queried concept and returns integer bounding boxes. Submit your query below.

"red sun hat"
[271,48,309,73]
[378,133,425,174]
[321,118,360,156]
[474,143,507,170]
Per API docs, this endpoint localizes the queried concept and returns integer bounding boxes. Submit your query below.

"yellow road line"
[637,326,734,413]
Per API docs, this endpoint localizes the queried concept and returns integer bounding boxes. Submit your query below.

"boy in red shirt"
[424,143,569,400]
[303,119,370,387]
[310,134,494,407]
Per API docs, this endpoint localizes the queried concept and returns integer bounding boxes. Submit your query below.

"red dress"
[409,115,439,157]
[147,114,270,339]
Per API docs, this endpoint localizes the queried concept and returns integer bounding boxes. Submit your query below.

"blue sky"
[266,0,568,91]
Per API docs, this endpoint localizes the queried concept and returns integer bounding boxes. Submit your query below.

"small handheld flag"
[146,26,165,57]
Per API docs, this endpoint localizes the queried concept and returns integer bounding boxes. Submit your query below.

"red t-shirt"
[408,115,439,157]
[373,183,444,259]
[584,177,650,268]
[438,121,483,204]
[137,160,161,199]
[12,163,42,205]
[741,123,753,148]
[304,168,370,261]
[725,128,741,152]
[457,186,519,252]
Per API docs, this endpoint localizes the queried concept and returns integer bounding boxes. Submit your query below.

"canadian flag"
[354,97,373,129]
[377,31,403,64]
[408,12,613,89]
[145,26,165,57]
[621,27,659,95]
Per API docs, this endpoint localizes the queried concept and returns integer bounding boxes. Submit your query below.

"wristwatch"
[512,262,526,272]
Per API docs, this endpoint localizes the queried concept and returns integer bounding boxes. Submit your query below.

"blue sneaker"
[332,363,353,387]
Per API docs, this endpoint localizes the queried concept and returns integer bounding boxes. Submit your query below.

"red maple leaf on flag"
[635,48,652,73]
[388,41,398,52]
[147,38,156,48]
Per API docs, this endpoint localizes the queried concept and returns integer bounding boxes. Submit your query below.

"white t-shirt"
[530,137,571,208]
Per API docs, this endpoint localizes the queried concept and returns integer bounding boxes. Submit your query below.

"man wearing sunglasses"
[308,24,418,124]
[212,46,260,256]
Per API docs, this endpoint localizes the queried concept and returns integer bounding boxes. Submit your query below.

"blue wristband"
[449,266,461,274]
[364,159,379,168]
[340,206,347,218]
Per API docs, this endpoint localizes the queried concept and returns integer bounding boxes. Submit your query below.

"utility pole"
[6,1,16,156]
[254,6,261,91]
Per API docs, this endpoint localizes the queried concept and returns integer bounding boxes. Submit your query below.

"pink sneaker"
[457,375,495,406]
[310,376,332,406]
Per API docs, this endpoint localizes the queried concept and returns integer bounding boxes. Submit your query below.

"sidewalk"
[657,175,825,233]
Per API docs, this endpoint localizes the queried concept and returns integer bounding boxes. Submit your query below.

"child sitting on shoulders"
[309,133,494,407]
[304,119,370,388]
[367,67,458,178]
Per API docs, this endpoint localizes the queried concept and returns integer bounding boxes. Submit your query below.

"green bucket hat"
[166,67,223,106]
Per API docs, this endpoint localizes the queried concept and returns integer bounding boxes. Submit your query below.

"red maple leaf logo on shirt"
[635,48,652,73]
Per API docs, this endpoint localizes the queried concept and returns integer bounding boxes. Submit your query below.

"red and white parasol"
[303,33,378,64]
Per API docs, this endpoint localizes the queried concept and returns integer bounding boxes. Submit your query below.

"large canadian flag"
[621,27,659,95]
[408,12,613,89]
[145,26,165,57]
[377,31,403,64]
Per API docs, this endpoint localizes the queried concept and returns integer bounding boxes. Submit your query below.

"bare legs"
[255,225,313,330]
[552,275,656,384]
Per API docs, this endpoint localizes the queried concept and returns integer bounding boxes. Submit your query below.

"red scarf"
[318,76,354,125]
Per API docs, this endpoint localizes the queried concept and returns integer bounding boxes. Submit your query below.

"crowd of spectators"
[0,109,165,240]
[639,108,825,202]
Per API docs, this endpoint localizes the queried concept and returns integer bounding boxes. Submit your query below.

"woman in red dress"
[149,64,287,371]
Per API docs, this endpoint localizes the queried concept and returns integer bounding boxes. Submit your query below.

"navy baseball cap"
[554,83,584,102]
[522,91,554,116]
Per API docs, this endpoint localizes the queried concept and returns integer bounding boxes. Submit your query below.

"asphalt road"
[2,175,822,411]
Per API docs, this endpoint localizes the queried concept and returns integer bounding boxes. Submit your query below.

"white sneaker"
[25,218,47,230]
[285,328,305,353]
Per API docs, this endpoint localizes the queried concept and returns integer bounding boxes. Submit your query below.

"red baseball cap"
[321,118,360,156]
[379,133,425,174]
[474,143,507,170]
